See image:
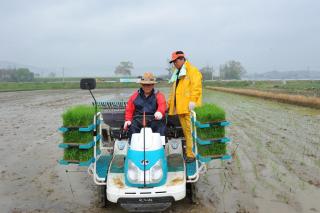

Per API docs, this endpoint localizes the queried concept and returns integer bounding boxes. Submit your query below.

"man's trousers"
[178,113,195,158]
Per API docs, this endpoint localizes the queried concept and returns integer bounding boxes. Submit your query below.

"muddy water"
[0,89,319,213]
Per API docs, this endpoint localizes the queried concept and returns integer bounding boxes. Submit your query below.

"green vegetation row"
[32,76,137,82]
[0,81,170,92]
[207,86,320,109]
[204,80,320,90]
[204,80,320,97]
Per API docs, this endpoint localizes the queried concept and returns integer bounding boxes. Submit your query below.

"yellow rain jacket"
[168,61,202,115]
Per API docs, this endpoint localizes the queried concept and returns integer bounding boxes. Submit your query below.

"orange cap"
[169,51,185,63]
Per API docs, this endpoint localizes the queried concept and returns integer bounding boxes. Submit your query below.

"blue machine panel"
[186,161,197,177]
[96,155,112,179]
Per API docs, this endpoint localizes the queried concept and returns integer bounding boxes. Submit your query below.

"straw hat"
[139,72,157,84]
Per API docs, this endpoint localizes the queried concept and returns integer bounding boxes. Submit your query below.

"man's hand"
[189,102,196,110]
[154,111,163,120]
[123,121,131,130]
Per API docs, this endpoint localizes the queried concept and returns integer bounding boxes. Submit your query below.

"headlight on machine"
[150,160,163,182]
[127,160,139,182]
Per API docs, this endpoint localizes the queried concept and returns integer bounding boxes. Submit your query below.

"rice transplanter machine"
[58,78,232,212]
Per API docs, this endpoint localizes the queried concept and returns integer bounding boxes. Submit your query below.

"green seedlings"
[197,142,227,156]
[63,147,78,161]
[194,103,226,122]
[197,127,225,139]
[63,131,92,144]
[79,147,94,162]
[62,105,96,127]
[62,105,97,162]
[63,147,95,162]
[194,103,227,157]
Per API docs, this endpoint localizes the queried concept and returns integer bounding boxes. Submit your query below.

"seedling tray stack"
[192,104,231,162]
[58,105,101,166]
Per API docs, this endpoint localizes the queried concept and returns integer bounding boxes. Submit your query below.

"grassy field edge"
[0,81,170,92]
[206,86,320,109]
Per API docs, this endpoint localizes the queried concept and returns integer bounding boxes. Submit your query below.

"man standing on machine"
[167,51,203,163]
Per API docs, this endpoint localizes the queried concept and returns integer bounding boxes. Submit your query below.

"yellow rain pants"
[178,113,195,158]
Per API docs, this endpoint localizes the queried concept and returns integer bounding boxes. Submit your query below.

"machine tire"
[99,185,108,208]
[186,182,197,204]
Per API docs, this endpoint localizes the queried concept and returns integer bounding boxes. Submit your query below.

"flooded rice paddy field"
[0,88,319,213]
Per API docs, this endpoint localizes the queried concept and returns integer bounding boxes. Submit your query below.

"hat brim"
[139,80,158,84]
[169,55,185,63]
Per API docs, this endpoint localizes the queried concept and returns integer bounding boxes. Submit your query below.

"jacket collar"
[138,88,155,97]
[168,61,188,83]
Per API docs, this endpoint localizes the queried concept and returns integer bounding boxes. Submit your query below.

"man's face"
[141,84,154,94]
[173,57,185,69]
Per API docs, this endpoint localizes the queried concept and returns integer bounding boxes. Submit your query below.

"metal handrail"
[92,112,107,185]
[187,110,200,183]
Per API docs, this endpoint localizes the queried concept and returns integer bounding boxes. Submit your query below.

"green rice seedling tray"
[194,103,227,140]
[62,105,97,126]
[59,134,101,149]
[61,134,100,163]
[197,142,227,157]
[63,147,94,162]
[194,136,230,145]
[59,147,102,166]
[194,104,225,123]
[197,126,225,140]
[59,157,95,167]
[58,119,101,133]
[59,105,100,164]
[63,131,92,144]
[197,154,232,163]
[193,103,230,157]
[193,119,231,128]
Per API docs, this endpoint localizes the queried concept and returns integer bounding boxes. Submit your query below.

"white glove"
[189,102,196,110]
[154,111,163,120]
[123,121,131,130]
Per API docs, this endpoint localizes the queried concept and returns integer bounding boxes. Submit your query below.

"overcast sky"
[0,0,319,76]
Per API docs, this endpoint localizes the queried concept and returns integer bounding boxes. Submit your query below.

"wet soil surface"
[0,89,319,213]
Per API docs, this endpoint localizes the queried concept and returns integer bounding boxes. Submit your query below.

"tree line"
[114,60,246,80]
[0,60,246,82]
[200,60,246,80]
[0,68,35,82]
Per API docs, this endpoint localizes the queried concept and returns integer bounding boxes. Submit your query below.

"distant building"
[120,78,140,83]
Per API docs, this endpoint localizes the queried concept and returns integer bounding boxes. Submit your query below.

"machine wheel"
[186,182,197,204]
[99,185,108,208]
